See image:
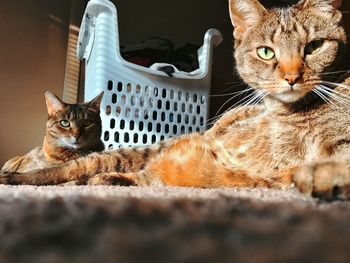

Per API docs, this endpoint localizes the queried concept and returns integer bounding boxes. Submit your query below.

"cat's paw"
[87,173,135,186]
[294,160,350,201]
[0,174,13,185]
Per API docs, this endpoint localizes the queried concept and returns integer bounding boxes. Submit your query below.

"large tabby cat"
[1,0,350,200]
[1,91,104,173]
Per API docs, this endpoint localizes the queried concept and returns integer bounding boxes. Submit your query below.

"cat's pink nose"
[284,73,301,86]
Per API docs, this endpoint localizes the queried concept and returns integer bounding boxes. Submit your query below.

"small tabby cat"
[2,0,350,200]
[1,91,104,173]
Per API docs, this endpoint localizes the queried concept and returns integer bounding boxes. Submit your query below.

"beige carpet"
[0,185,349,263]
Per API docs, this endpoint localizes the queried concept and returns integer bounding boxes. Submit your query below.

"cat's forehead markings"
[279,8,291,28]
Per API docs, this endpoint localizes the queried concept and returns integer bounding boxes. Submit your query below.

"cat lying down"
[1,91,104,174]
[1,0,350,201]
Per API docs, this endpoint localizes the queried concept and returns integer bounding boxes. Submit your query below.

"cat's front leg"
[293,160,350,201]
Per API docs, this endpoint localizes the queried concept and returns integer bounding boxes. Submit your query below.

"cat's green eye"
[60,119,70,128]
[83,119,92,127]
[257,47,275,60]
[305,40,324,55]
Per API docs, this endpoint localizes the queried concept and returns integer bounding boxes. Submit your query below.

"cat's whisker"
[319,70,350,76]
[314,86,350,117]
[318,85,350,103]
[207,88,258,126]
[209,87,253,97]
[316,86,349,105]
[321,81,350,90]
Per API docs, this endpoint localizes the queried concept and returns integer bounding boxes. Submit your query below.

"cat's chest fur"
[208,104,350,175]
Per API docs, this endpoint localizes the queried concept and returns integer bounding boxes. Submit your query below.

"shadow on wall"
[0,0,70,166]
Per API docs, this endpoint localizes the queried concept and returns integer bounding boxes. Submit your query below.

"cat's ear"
[88,92,104,112]
[297,0,342,12]
[45,91,65,115]
[228,0,267,40]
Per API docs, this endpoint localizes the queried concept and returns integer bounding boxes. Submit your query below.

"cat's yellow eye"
[83,119,92,127]
[305,40,324,55]
[60,119,70,128]
[257,47,275,60]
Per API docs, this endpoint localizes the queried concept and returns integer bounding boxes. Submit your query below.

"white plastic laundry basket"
[77,0,223,149]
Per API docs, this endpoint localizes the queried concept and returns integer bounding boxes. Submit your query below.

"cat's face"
[45,92,103,150]
[230,0,346,103]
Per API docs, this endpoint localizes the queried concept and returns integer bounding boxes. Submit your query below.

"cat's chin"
[270,90,307,104]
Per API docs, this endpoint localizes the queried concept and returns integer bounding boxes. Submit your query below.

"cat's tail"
[0,141,170,185]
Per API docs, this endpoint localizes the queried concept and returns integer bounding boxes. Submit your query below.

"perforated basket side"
[102,80,207,149]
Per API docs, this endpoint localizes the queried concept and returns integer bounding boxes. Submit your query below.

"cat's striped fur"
[2,0,350,200]
[1,92,104,174]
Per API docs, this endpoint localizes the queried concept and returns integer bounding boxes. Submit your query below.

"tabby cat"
[1,91,104,173]
[1,0,350,200]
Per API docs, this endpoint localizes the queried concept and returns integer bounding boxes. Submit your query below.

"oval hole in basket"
[151,135,157,143]
[105,105,111,116]
[152,111,157,121]
[114,132,119,142]
[112,93,117,104]
[124,133,130,143]
[165,124,170,134]
[133,133,138,143]
[143,134,148,144]
[127,83,132,93]
[140,97,145,107]
[104,131,109,141]
[107,80,113,91]
[196,105,201,114]
[169,113,174,123]
[130,120,135,130]
[166,101,170,110]
[120,119,125,129]
[185,115,189,124]
[145,86,150,96]
[125,108,131,118]
[173,125,178,134]
[156,123,161,133]
[177,114,182,123]
[148,123,153,132]
[170,90,175,99]
[189,104,193,114]
[116,106,121,116]
[135,109,140,119]
[162,89,167,98]
[157,100,162,109]
[193,94,198,103]
[154,87,159,97]
[117,82,123,92]
[110,119,115,129]
[192,116,197,125]
[161,112,166,121]
[200,117,205,126]
[139,121,144,131]
[131,96,136,106]
[144,110,149,120]
[136,85,141,94]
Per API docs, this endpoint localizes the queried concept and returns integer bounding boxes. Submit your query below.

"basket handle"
[77,0,118,60]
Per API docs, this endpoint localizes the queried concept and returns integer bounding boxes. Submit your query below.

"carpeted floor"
[0,185,349,263]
